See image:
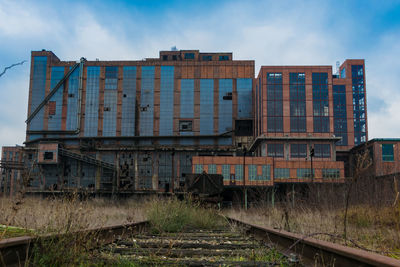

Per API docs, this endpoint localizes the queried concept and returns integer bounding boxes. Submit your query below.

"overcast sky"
[1,0,400,149]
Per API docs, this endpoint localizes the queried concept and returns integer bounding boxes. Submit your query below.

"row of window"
[265,143,331,158]
[351,65,366,145]
[265,72,330,133]
[194,164,341,179]
[162,53,230,61]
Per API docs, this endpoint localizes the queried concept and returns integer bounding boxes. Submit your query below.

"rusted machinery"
[179,172,224,204]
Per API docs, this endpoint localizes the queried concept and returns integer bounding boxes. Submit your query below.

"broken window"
[44,152,54,160]
[179,121,193,132]
[223,92,232,100]
[235,120,253,136]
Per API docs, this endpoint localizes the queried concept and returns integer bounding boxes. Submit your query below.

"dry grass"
[224,204,400,257]
[0,195,147,238]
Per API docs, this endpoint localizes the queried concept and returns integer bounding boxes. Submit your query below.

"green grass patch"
[146,198,227,233]
[0,224,35,239]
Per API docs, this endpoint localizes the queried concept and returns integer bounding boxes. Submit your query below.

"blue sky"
[1,0,400,148]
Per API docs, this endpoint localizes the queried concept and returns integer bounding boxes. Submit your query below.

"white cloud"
[0,0,58,37]
[366,31,400,138]
[0,0,399,151]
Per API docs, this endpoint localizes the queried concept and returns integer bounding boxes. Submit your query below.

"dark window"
[351,65,366,145]
[333,85,348,145]
[382,144,394,162]
[68,93,75,98]
[290,144,307,158]
[172,55,177,61]
[219,55,229,61]
[184,53,195,59]
[44,152,54,160]
[223,92,232,100]
[162,55,168,61]
[235,120,253,136]
[312,73,330,132]
[314,144,331,158]
[267,73,283,132]
[267,144,284,157]
[290,73,306,132]
[202,55,212,61]
[179,120,192,131]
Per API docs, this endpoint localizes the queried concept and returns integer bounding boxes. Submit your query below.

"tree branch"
[0,60,27,78]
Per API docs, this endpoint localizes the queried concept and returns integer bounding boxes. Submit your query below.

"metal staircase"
[58,148,115,170]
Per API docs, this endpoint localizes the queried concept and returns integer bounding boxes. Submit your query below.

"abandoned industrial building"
[0,48,383,200]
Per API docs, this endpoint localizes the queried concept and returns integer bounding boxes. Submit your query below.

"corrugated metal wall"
[66,67,79,131]
[140,66,155,136]
[84,67,100,136]
[121,66,136,136]
[48,66,65,131]
[218,79,232,133]
[29,56,47,133]
[159,66,174,141]
[237,78,252,118]
[180,79,194,145]
[180,79,194,119]
[219,79,233,145]
[200,79,214,144]
[103,67,118,136]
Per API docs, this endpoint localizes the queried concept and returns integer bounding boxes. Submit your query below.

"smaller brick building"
[1,146,24,196]
[350,138,400,178]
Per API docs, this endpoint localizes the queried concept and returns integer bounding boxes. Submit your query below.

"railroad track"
[1,217,400,266]
[96,227,291,266]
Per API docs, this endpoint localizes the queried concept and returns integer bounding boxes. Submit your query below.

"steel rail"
[2,217,400,266]
[0,220,148,266]
[226,216,400,267]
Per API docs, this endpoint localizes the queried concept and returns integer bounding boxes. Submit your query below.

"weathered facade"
[349,138,400,178]
[0,50,370,195]
[23,49,254,193]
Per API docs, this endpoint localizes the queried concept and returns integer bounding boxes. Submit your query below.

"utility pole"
[310,146,314,181]
[243,147,247,210]
[171,150,175,193]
